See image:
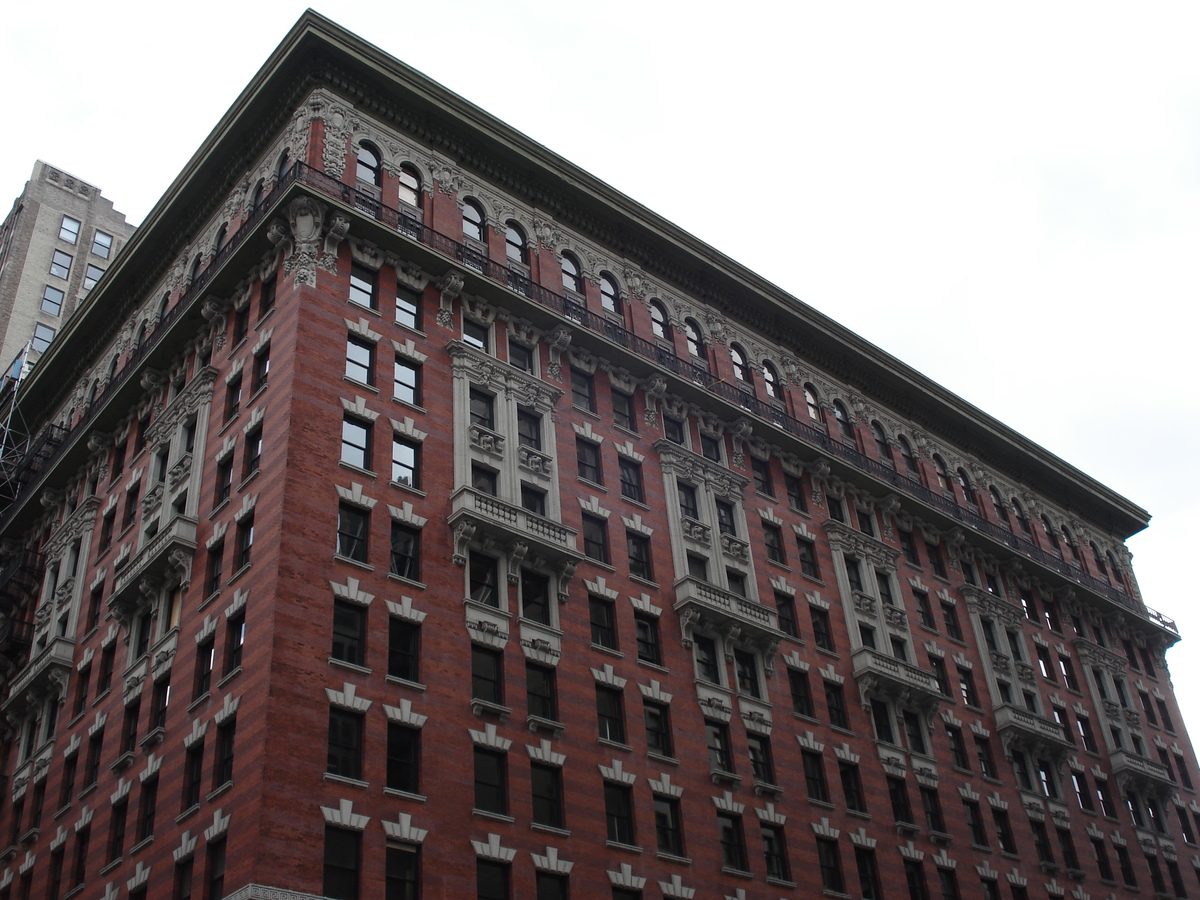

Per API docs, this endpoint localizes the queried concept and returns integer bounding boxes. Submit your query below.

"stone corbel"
[556,560,578,603]
[435,271,465,328]
[452,520,476,567]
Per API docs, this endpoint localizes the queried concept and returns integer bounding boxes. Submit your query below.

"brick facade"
[0,12,1194,900]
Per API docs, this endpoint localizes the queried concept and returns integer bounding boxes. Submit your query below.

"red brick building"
[0,12,1194,900]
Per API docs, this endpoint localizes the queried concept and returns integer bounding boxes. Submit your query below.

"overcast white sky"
[4,2,1199,731]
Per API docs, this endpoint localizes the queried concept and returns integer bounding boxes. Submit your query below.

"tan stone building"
[0,161,133,378]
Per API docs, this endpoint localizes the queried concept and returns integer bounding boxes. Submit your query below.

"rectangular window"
[582,514,609,563]
[751,457,773,496]
[388,617,419,683]
[386,845,419,900]
[570,368,595,411]
[699,433,722,461]
[796,538,820,578]
[840,761,867,812]
[717,813,748,871]
[1057,828,1080,871]
[810,606,834,650]
[633,612,661,665]
[50,250,72,279]
[386,723,419,794]
[243,426,263,480]
[331,599,366,666]
[477,860,509,900]
[1091,838,1113,881]
[390,523,420,582]
[936,868,962,900]
[605,782,635,845]
[214,720,236,787]
[471,646,504,705]
[322,826,360,900]
[468,553,499,607]
[789,668,814,717]
[856,846,883,899]
[393,358,420,404]
[576,439,602,483]
[258,275,276,320]
[181,743,203,810]
[225,609,243,672]
[695,635,721,683]
[337,504,369,562]
[706,720,734,773]
[825,681,849,729]
[654,796,684,857]
[888,775,915,824]
[596,685,626,743]
[785,472,808,512]
[677,482,700,520]
[1031,820,1054,864]
[349,264,377,309]
[958,667,979,707]
[390,436,419,487]
[396,286,421,330]
[107,801,127,862]
[473,748,507,814]
[644,700,673,758]
[904,859,930,900]
[530,762,563,829]
[341,416,371,469]
[817,837,845,893]
[194,637,215,699]
[462,318,489,351]
[663,415,685,444]
[925,541,947,578]
[763,523,786,563]
[32,322,55,352]
[612,390,637,431]
[60,215,81,243]
[748,733,775,785]
[345,336,373,384]
[618,458,644,503]
[803,749,830,802]
[1116,845,1137,887]
[326,709,363,780]
[963,799,988,847]
[735,650,761,698]
[589,596,617,649]
[91,230,113,258]
[526,663,557,721]
[508,341,534,373]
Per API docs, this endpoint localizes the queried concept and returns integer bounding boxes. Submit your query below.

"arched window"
[213,223,228,253]
[1061,527,1080,563]
[932,455,950,492]
[136,320,149,346]
[729,344,750,382]
[803,384,821,422]
[897,435,918,474]
[250,179,264,210]
[505,221,528,264]
[649,300,671,340]
[398,164,422,207]
[188,255,202,286]
[956,468,977,506]
[990,487,1010,527]
[1090,543,1109,581]
[762,361,781,399]
[1041,516,1061,557]
[1011,498,1032,535]
[1106,551,1124,590]
[157,292,170,321]
[833,401,854,442]
[356,142,382,186]
[871,422,892,465]
[107,354,119,383]
[561,253,582,294]
[462,199,485,242]
[684,319,706,360]
[86,379,99,407]
[276,149,291,181]
[600,273,621,313]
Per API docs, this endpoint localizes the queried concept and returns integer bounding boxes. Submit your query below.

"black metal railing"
[0,161,1167,630]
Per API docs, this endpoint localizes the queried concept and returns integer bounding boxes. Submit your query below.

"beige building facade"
[0,161,133,378]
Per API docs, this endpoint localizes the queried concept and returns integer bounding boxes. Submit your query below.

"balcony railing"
[993,703,1072,751]
[3,637,73,712]
[0,160,1165,633]
[851,647,941,700]
[110,515,199,610]
[673,576,780,641]
[448,487,579,557]
[1109,748,1174,790]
